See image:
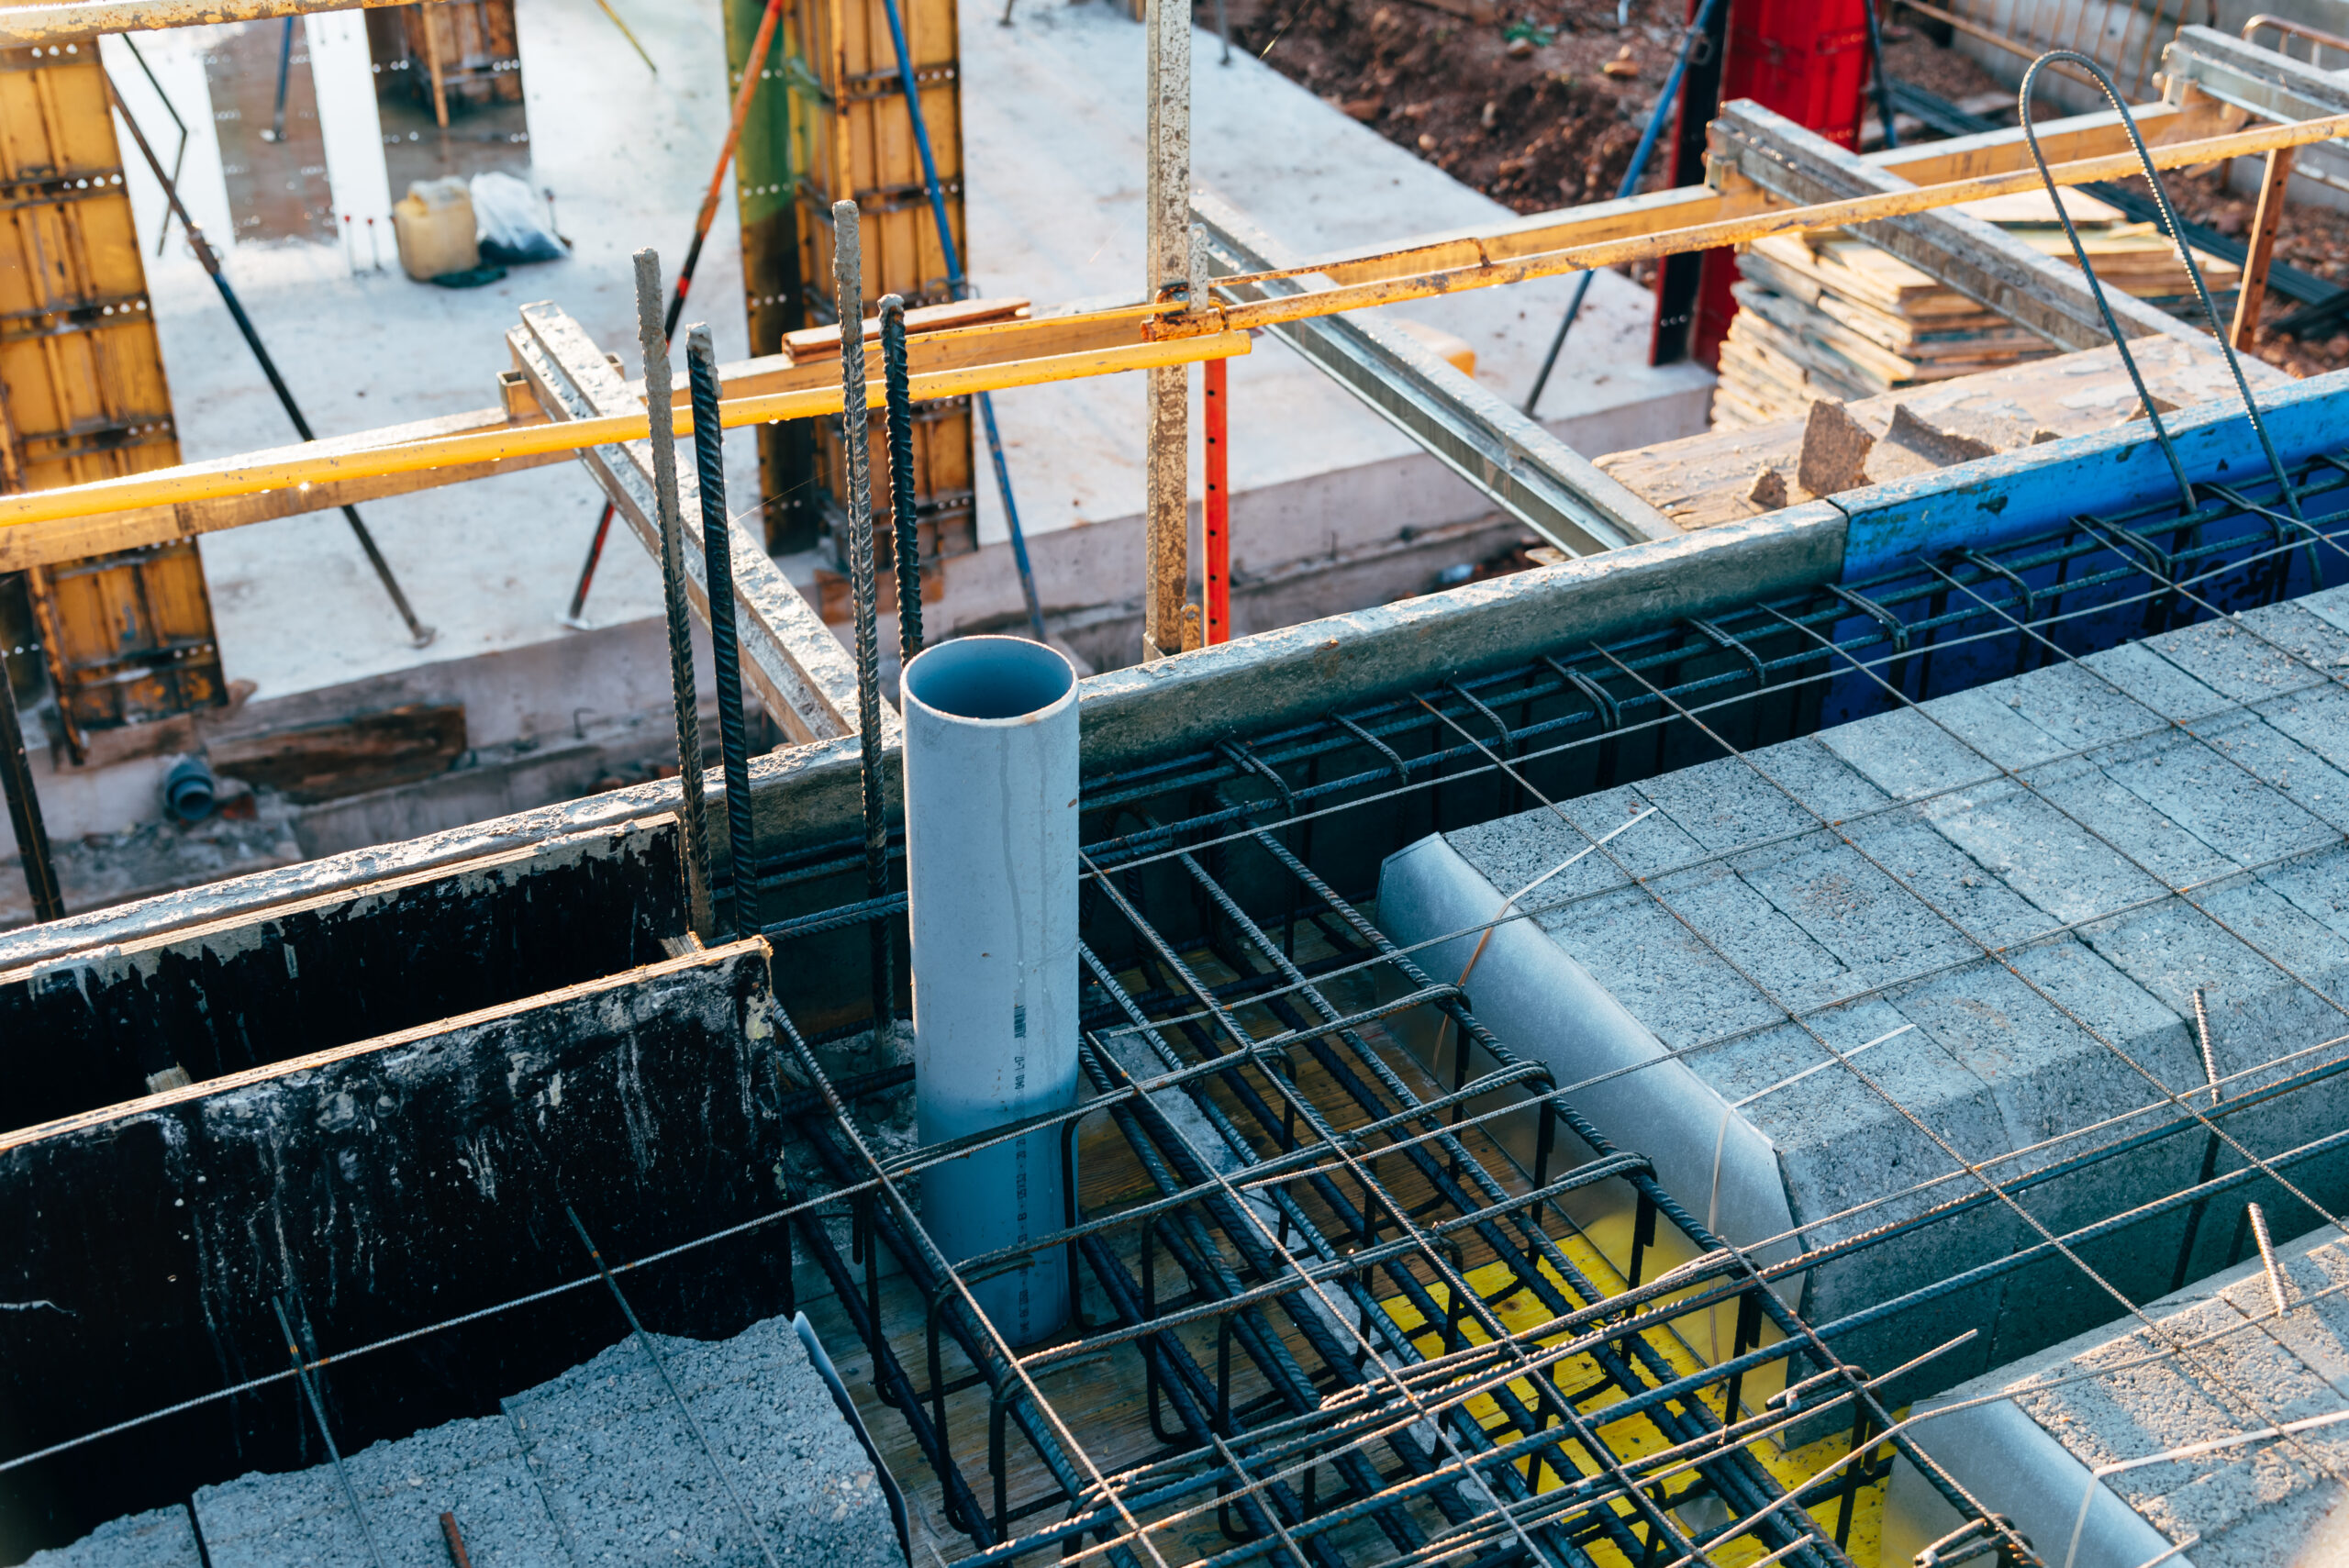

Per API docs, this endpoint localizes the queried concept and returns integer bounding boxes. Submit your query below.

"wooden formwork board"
[0,45,219,741]
[778,0,976,577]
[786,0,964,314]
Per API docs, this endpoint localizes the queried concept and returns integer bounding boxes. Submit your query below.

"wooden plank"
[1709,100,2204,354]
[0,814,683,1128]
[206,701,468,802]
[782,0,974,562]
[2232,146,2296,350]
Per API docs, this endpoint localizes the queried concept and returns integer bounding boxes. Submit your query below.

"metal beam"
[1708,100,2204,353]
[507,302,873,747]
[1192,191,1674,558]
[2162,24,2349,128]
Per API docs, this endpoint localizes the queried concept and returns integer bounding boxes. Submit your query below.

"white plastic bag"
[471,171,566,265]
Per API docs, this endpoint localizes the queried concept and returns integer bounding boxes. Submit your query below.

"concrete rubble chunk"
[1796,396,1875,496]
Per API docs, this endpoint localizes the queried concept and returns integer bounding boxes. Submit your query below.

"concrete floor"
[107,0,749,700]
[956,0,1709,550]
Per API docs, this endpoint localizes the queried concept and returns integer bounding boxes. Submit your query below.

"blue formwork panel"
[1806,370,2349,729]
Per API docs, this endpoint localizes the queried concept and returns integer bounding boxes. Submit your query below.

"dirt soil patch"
[1233,0,1686,215]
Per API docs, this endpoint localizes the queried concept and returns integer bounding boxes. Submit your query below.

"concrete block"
[1814,706,2007,803]
[2087,726,2337,873]
[195,1408,564,1568]
[1527,883,1787,1051]
[505,1314,903,1568]
[21,1506,201,1568]
[2000,658,2182,751]
[1839,804,2050,949]
[2026,745,2245,891]
[1908,1227,2349,1566]
[2142,603,2349,706]
[1729,829,1980,1006]
[1387,585,2349,1435]
[1700,994,2022,1388]
[1441,786,1647,908]
[1742,735,1895,823]
[1918,764,2171,926]
[2081,887,2348,1095]
[2246,680,2349,786]
[1630,749,1822,856]
[1923,683,2079,771]
[2078,639,2232,727]
[168,1318,901,1568]
[2184,704,2349,838]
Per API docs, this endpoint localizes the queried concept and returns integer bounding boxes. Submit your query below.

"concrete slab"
[112,0,748,704]
[953,0,1713,605]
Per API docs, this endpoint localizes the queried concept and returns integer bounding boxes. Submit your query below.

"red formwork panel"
[1654,0,1875,369]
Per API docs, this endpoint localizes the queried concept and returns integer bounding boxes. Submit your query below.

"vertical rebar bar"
[879,295,923,673]
[686,324,758,940]
[635,249,716,940]
[2248,1202,2290,1318]
[0,652,61,922]
[2172,986,2226,1292]
[272,1300,387,1568]
[564,1207,782,1568]
[833,202,893,1029]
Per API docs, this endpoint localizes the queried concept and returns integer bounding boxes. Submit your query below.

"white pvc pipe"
[900,636,1079,1344]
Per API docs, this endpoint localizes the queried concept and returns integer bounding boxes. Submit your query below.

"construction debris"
[1600,339,2291,528]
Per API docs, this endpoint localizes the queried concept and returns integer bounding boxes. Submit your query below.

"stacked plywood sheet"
[1713,190,2243,428]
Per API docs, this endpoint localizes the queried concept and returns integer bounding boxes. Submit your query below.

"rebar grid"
[751,456,2349,1568]
[21,458,2349,1565]
[771,835,1965,1568]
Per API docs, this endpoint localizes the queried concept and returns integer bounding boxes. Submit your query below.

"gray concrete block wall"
[1898,1225,2349,1567]
[24,1313,908,1568]
[1414,584,2349,1393]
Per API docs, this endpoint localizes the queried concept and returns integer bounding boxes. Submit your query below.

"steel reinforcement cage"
[18,449,2349,1568]
[729,449,2349,1568]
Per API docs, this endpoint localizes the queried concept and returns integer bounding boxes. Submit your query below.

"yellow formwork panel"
[788,0,964,312]
[783,0,976,567]
[0,44,218,741]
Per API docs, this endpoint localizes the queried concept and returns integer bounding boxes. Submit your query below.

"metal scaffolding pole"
[1141,0,1192,662]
